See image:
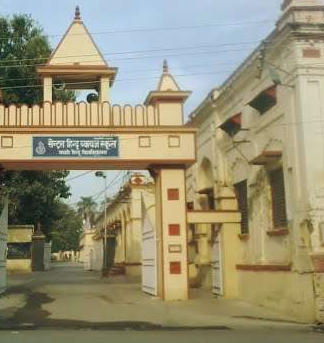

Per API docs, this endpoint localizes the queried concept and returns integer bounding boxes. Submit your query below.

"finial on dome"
[75,5,81,20]
[163,59,169,74]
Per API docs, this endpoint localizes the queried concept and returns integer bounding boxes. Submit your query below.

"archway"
[197,157,215,210]
[0,8,195,302]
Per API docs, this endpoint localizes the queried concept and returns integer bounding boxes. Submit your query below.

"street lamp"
[95,171,107,271]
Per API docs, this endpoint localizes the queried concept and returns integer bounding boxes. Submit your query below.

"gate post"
[44,242,52,271]
[154,168,189,301]
[217,187,241,299]
[0,198,8,294]
[31,223,45,272]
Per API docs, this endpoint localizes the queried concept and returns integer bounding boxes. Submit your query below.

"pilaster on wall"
[299,75,324,246]
[43,77,53,102]
[218,186,240,299]
[194,224,211,266]
[99,77,110,102]
[155,168,189,301]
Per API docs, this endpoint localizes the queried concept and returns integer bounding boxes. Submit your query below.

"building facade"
[187,0,324,322]
[90,174,155,277]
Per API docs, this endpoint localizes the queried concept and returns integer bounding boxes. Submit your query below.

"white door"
[0,199,8,294]
[84,248,92,271]
[211,227,223,296]
[141,196,157,296]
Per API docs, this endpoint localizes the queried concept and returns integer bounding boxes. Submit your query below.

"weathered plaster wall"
[6,259,31,273]
[93,177,155,277]
[8,226,33,243]
[187,4,324,322]
[238,271,315,321]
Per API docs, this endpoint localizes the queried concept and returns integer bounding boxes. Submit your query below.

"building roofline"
[187,27,277,123]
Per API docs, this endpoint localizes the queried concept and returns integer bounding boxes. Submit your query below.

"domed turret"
[37,6,118,103]
[144,60,191,125]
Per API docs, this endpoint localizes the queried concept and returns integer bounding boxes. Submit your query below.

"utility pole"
[95,171,107,271]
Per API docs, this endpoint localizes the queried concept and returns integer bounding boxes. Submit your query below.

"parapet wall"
[0,102,159,127]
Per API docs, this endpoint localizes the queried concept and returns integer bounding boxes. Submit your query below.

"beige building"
[186,0,324,323]
[92,173,155,278]
[0,5,248,302]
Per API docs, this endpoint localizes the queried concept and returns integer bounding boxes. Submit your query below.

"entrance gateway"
[0,7,241,300]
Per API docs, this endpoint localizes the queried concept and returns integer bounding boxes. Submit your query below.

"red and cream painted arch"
[0,7,241,300]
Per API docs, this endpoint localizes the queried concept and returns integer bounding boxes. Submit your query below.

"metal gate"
[211,228,223,296]
[0,199,8,294]
[141,196,157,296]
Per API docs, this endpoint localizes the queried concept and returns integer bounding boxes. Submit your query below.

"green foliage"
[0,14,76,104]
[0,14,50,105]
[0,14,77,242]
[51,202,83,252]
[1,171,71,239]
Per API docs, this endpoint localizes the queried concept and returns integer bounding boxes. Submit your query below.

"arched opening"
[197,157,215,211]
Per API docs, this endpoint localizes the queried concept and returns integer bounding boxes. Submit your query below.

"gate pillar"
[154,168,189,301]
[0,198,8,294]
[31,223,45,272]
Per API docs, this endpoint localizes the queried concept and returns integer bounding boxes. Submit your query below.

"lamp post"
[95,171,107,271]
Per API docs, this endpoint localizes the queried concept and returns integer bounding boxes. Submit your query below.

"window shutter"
[234,180,249,234]
[269,168,288,228]
[249,85,277,115]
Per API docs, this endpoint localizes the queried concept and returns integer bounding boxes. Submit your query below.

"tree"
[1,170,71,239]
[0,14,76,238]
[51,203,83,252]
[0,14,76,104]
[77,196,98,227]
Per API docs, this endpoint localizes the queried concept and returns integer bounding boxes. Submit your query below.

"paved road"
[0,262,322,338]
[0,330,323,343]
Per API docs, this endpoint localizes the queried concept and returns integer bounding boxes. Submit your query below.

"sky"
[0,0,283,206]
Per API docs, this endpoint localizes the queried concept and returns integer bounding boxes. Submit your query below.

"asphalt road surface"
[1,262,323,341]
[0,330,323,343]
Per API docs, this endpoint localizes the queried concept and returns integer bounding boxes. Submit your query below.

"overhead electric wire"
[0,70,235,90]
[67,171,127,207]
[0,18,276,42]
[92,171,127,201]
[65,170,93,182]
[0,40,261,65]
[0,34,288,70]
[95,171,125,196]
[0,46,259,70]
[0,42,289,89]
[0,61,241,83]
